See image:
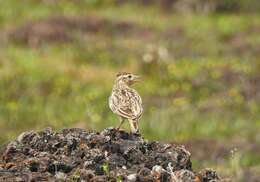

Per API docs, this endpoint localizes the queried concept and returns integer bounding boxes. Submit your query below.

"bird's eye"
[128,75,132,79]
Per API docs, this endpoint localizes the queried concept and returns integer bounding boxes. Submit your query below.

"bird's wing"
[109,89,142,120]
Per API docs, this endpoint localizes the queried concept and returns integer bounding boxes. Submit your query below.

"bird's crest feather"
[116,72,131,77]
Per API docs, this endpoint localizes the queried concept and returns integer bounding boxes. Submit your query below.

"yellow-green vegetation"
[0,1,259,180]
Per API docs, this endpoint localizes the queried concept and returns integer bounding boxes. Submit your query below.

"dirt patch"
[183,138,260,162]
[7,16,153,47]
[182,139,260,182]
[0,127,221,181]
[222,31,260,58]
[182,139,229,162]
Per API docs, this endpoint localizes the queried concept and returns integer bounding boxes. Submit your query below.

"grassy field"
[0,1,260,181]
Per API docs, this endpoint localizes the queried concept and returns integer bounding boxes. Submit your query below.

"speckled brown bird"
[109,72,143,133]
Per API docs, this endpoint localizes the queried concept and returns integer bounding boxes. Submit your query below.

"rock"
[55,171,67,180]
[0,127,222,181]
[172,169,197,182]
[197,168,221,182]
[127,173,137,181]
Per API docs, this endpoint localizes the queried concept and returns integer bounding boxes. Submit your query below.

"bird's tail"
[129,119,139,133]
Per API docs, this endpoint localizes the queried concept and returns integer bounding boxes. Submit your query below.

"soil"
[0,127,221,182]
[7,16,153,47]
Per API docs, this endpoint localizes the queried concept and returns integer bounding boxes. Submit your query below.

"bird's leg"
[129,119,139,134]
[116,117,125,131]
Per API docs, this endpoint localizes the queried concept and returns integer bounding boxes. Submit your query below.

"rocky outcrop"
[0,128,220,181]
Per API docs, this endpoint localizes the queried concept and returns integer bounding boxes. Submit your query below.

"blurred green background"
[0,0,260,181]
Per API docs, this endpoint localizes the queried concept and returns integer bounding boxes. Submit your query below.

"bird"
[109,72,143,133]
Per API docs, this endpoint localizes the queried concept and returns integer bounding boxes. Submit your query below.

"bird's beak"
[133,75,141,82]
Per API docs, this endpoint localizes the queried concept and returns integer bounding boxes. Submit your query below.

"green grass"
[0,1,259,180]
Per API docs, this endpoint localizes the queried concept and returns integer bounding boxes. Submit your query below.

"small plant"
[229,148,243,180]
[68,169,80,182]
[102,161,110,176]
[116,176,122,182]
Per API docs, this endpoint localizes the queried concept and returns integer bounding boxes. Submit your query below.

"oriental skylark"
[109,72,143,133]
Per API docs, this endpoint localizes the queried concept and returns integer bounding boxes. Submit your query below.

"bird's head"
[115,72,141,86]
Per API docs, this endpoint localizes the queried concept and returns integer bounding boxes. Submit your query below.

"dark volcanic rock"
[0,127,221,181]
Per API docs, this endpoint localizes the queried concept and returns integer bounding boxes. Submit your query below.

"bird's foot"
[116,127,122,132]
[130,130,141,136]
